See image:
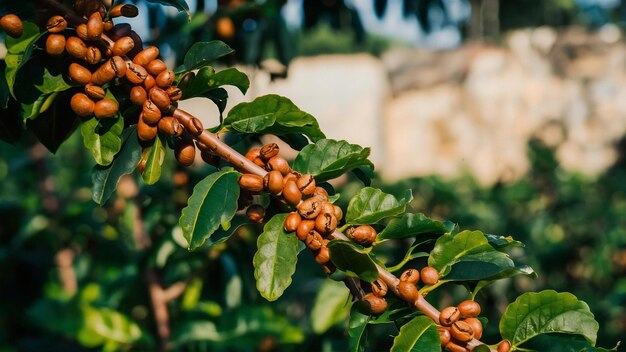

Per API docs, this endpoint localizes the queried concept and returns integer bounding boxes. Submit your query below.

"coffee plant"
[0,1,621,351]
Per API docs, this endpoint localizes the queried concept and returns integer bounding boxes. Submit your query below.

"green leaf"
[390,316,440,352]
[26,91,79,153]
[224,94,325,142]
[444,251,536,282]
[428,230,493,276]
[377,213,452,242]
[141,133,167,185]
[345,187,413,225]
[181,67,249,100]
[311,280,351,334]
[4,22,41,96]
[81,115,124,166]
[292,139,374,181]
[484,233,524,250]
[175,41,234,73]
[348,307,370,352]
[500,290,599,347]
[179,169,240,250]
[327,241,379,282]
[520,333,617,352]
[144,0,189,16]
[91,126,141,205]
[253,214,300,301]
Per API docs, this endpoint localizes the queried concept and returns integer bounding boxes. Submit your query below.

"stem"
[146,269,170,352]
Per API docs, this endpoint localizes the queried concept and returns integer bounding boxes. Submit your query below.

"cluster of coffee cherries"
[1,14,24,38]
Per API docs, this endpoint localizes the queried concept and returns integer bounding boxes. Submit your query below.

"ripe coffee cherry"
[142,100,161,125]
[296,174,316,195]
[359,293,388,315]
[110,56,127,78]
[284,212,301,232]
[103,20,113,32]
[263,170,283,195]
[113,36,134,56]
[450,321,474,343]
[314,245,330,265]
[305,231,324,251]
[246,205,265,224]
[166,86,182,102]
[92,58,123,86]
[260,143,279,160]
[149,87,171,111]
[156,69,175,89]
[266,156,290,175]
[45,34,66,56]
[137,113,157,142]
[371,278,388,297]
[1,14,23,38]
[321,202,335,216]
[132,46,159,66]
[349,225,377,246]
[143,74,156,91]
[312,186,329,201]
[46,16,67,33]
[420,266,440,286]
[157,116,181,136]
[437,326,451,346]
[439,306,460,327]
[295,219,315,241]
[464,317,483,340]
[238,174,264,193]
[282,179,302,206]
[130,86,148,106]
[70,93,94,117]
[400,269,420,284]
[497,340,511,352]
[146,59,167,76]
[126,63,148,85]
[397,281,419,303]
[282,172,297,186]
[84,85,105,100]
[69,63,92,85]
[315,212,337,235]
[246,148,261,162]
[94,99,118,119]
[186,118,204,136]
[66,36,88,58]
[84,46,102,65]
[175,140,196,167]
[458,300,481,318]
[444,341,468,352]
[297,197,321,219]
[333,205,343,221]
[109,4,139,18]
[86,12,103,40]
[200,150,220,166]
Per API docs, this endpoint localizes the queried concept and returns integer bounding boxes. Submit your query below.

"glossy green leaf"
[311,280,351,334]
[390,316,440,352]
[4,22,41,96]
[253,214,300,301]
[445,251,536,282]
[144,0,189,16]
[141,133,167,185]
[500,290,599,347]
[484,233,524,249]
[377,213,452,242]
[345,187,413,225]
[224,94,325,142]
[428,230,493,276]
[80,307,143,345]
[26,91,78,153]
[520,333,617,352]
[81,114,124,166]
[181,67,249,100]
[91,126,141,205]
[292,139,374,181]
[327,241,379,282]
[348,307,370,352]
[179,169,240,250]
[175,41,234,73]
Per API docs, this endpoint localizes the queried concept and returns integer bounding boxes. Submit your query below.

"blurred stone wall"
[180,26,626,185]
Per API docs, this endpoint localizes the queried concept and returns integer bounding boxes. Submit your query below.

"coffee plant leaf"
[79,307,145,346]
[26,90,78,153]
[92,126,141,205]
[500,290,599,347]
[311,279,351,334]
[351,165,374,186]
[444,250,536,282]
[4,22,41,96]
[80,100,124,166]
[277,133,309,151]
[179,169,240,250]
[292,138,374,181]
[348,307,370,352]
[518,333,617,351]
[253,213,300,301]
[0,61,10,109]
[224,94,325,142]
[144,0,189,17]
[428,230,494,276]
[181,67,249,100]
[472,345,491,352]
[327,240,379,282]
[206,87,228,116]
[345,187,413,225]
[484,233,524,249]
[390,315,440,352]
[175,40,234,73]
[377,212,453,242]
[141,133,167,185]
